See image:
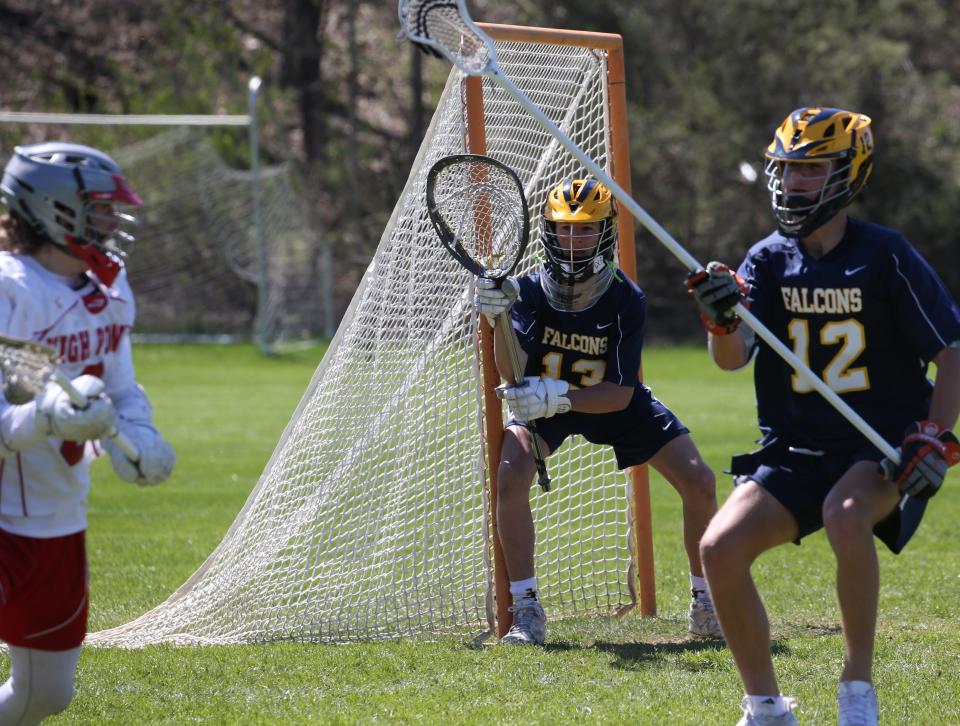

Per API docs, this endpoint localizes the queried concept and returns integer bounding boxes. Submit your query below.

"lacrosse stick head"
[426,154,530,282]
[0,336,59,404]
[398,0,495,75]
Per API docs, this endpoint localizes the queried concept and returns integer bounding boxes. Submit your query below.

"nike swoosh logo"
[661,420,673,431]
[844,265,867,276]
[596,322,613,330]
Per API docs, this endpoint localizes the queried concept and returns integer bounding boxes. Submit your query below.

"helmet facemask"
[539,177,618,312]
[1,143,142,286]
[764,158,853,238]
[764,107,873,239]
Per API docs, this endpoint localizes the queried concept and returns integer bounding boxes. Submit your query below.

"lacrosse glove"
[36,375,117,441]
[104,425,175,486]
[880,420,960,500]
[685,261,749,335]
[496,376,571,421]
[475,276,520,327]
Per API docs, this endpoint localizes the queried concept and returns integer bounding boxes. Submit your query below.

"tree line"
[1,0,957,338]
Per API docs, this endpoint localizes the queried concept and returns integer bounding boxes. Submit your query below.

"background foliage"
[1,0,958,338]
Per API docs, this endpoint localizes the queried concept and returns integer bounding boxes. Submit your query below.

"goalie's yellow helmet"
[543,176,616,224]
[539,177,618,312]
[764,107,874,238]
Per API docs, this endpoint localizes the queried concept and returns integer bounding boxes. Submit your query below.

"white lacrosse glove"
[496,376,571,421]
[103,426,175,486]
[36,374,117,441]
[474,276,520,326]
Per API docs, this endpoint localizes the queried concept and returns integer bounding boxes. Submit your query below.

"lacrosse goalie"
[686,107,960,726]
[478,176,720,645]
[0,142,174,724]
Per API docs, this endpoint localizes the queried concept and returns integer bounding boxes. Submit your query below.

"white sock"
[509,577,538,599]
[0,646,81,725]
[690,574,710,598]
[745,695,791,716]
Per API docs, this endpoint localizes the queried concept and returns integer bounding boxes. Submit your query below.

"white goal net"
[91,27,640,646]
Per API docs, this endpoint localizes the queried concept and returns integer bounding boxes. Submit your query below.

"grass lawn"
[6,343,958,724]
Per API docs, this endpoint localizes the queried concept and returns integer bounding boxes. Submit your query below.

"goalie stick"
[0,334,141,463]
[398,0,900,463]
[426,153,553,492]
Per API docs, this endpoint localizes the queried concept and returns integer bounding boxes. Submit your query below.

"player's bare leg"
[821,461,900,684]
[496,425,551,645]
[699,482,798,695]
[649,434,721,637]
[496,425,546,581]
[648,433,717,577]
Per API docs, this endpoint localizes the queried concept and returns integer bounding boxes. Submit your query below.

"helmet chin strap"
[64,236,122,287]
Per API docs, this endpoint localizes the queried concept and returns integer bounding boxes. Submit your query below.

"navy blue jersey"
[512,271,645,390]
[508,271,681,452]
[739,217,960,451]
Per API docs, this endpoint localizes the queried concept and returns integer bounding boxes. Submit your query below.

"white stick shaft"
[735,305,899,462]
[488,68,900,464]
[52,370,142,463]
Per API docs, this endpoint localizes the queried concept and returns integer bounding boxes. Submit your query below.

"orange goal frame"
[468,23,656,637]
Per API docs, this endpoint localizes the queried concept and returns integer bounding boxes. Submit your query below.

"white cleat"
[688,592,723,638]
[838,681,879,726]
[498,596,546,645]
[736,696,799,726]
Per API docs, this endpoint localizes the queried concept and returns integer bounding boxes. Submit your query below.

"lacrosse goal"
[90,22,655,647]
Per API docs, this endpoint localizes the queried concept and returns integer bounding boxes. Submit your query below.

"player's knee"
[699,523,747,580]
[823,497,871,543]
[497,459,533,496]
[668,460,716,504]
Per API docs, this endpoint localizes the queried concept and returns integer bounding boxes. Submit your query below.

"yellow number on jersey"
[787,318,869,394]
[540,352,607,390]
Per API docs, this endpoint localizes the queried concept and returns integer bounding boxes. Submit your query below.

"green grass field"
[7,343,959,724]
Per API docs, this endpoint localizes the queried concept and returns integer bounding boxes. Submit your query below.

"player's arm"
[928,343,960,430]
[707,329,752,370]
[567,382,633,413]
[491,311,528,382]
[101,334,174,486]
[686,262,753,370]
[0,296,115,452]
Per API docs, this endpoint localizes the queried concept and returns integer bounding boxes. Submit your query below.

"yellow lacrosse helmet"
[543,177,616,223]
[764,107,874,237]
[539,177,618,311]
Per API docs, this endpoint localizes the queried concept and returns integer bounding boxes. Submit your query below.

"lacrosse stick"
[0,334,141,462]
[399,0,899,463]
[426,153,553,492]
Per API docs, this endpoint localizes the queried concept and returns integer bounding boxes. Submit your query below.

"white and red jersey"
[0,251,137,538]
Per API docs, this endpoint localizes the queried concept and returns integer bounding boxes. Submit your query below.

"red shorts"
[0,528,88,650]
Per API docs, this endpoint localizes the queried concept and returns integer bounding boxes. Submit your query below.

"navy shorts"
[509,387,688,470]
[729,437,926,554]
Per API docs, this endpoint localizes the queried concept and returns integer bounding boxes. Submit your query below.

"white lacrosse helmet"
[0,142,143,286]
